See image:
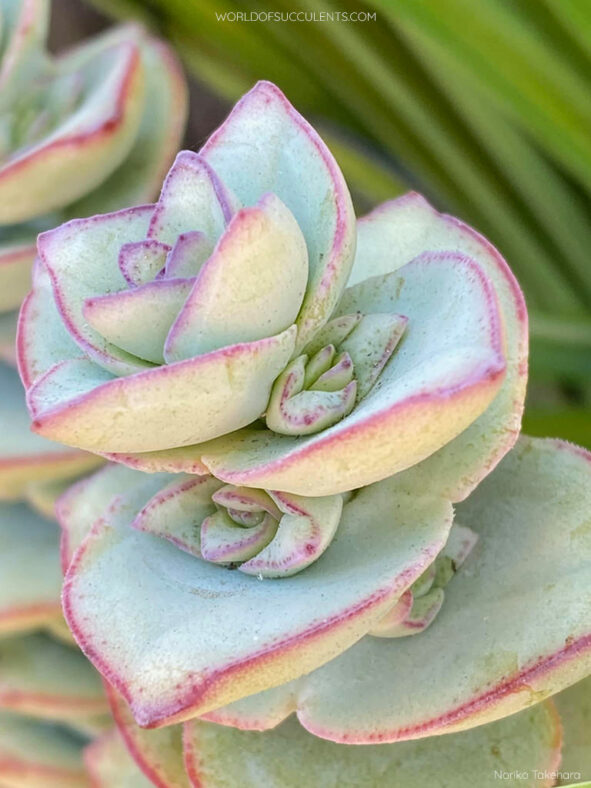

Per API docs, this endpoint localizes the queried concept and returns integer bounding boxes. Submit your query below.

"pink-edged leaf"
[206,437,591,743]
[37,205,155,375]
[68,34,188,216]
[238,491,342,578]
[118,240,170,286]
[0,363,100,501]
[0,36,145,224]
[164,193,307,362]
[83,277,193,364]
[107,684,190,788]
[350,193,528,502]
[368,590,414,638]
[196,250,505,495]
[63,471,452,726]
[201,81,356,351]
[186,703,562,788]
[17,259,81,389]
[132,474,222,557]
[164,231,213,279]
[103,446,209,476]
[339,313,408,401]
[56,463,157,573]
[28,326,296,453]
[199,510,277,564]
[147,151,238,246]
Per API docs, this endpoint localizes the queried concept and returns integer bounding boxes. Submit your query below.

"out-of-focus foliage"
[90,0,591,445]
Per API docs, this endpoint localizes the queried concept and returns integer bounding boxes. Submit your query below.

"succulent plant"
[0,365,111,786]
[8,79,591,786]
[0,0,187,360]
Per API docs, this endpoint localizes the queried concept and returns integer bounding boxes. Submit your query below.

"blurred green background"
[57,0,591,446]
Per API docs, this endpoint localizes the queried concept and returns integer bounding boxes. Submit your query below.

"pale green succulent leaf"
[186,703,561,788]
[63,466,452,726]
[67,35,188,216]
[107,686,191,788]
[0,364,100,502]
[207,437,591,743]
[200,80,357,352]
[350,192,528,503]
[554,675,591,783]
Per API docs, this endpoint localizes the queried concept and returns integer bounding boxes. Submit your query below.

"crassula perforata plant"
[12,81,591,786]
[0,362,113,787]
[0,0,187,363]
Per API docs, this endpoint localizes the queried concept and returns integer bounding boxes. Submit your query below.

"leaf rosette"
[0,0,187,320]
[1,75,583,783]
[19,81,519,501]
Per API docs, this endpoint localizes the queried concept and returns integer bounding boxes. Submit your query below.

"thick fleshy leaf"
[0,363,100,500]
[195,250,506,495]
[0,710,88,788]
[56,463,155,573]
[37,206,156,375]
[0,633,107,722]
[382,587,445,638]
[0,242,37,313]
[554,676,591,783]
[147,151,237,246]
[84,730,154,788]
[117,240,170,287]
[63,470,452,726]
[350,193,528,502]
[107,686,190,788]
[239,491,343,578]
[186,703,561,788]
[0,503,61,635]
[102,446,209,476]
[369,522,478,638]
[131,474,222,556]
[28,326,296,453]
[68,35,187,216]
[207,437,591,743]
[339,312,408,401]
[164,193,307,362]
[164,232,213,279]
[199,510,277,564]
[16,259,82,389]
[133,477,342,578]
[368,590,414,638]
[264,354,357,437]
[0,37,145,224]
[201,81,356,351]
[83,278,193,364]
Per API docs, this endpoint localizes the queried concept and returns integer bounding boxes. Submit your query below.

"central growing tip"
[199,484,343,578]
[266,312,408,436]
